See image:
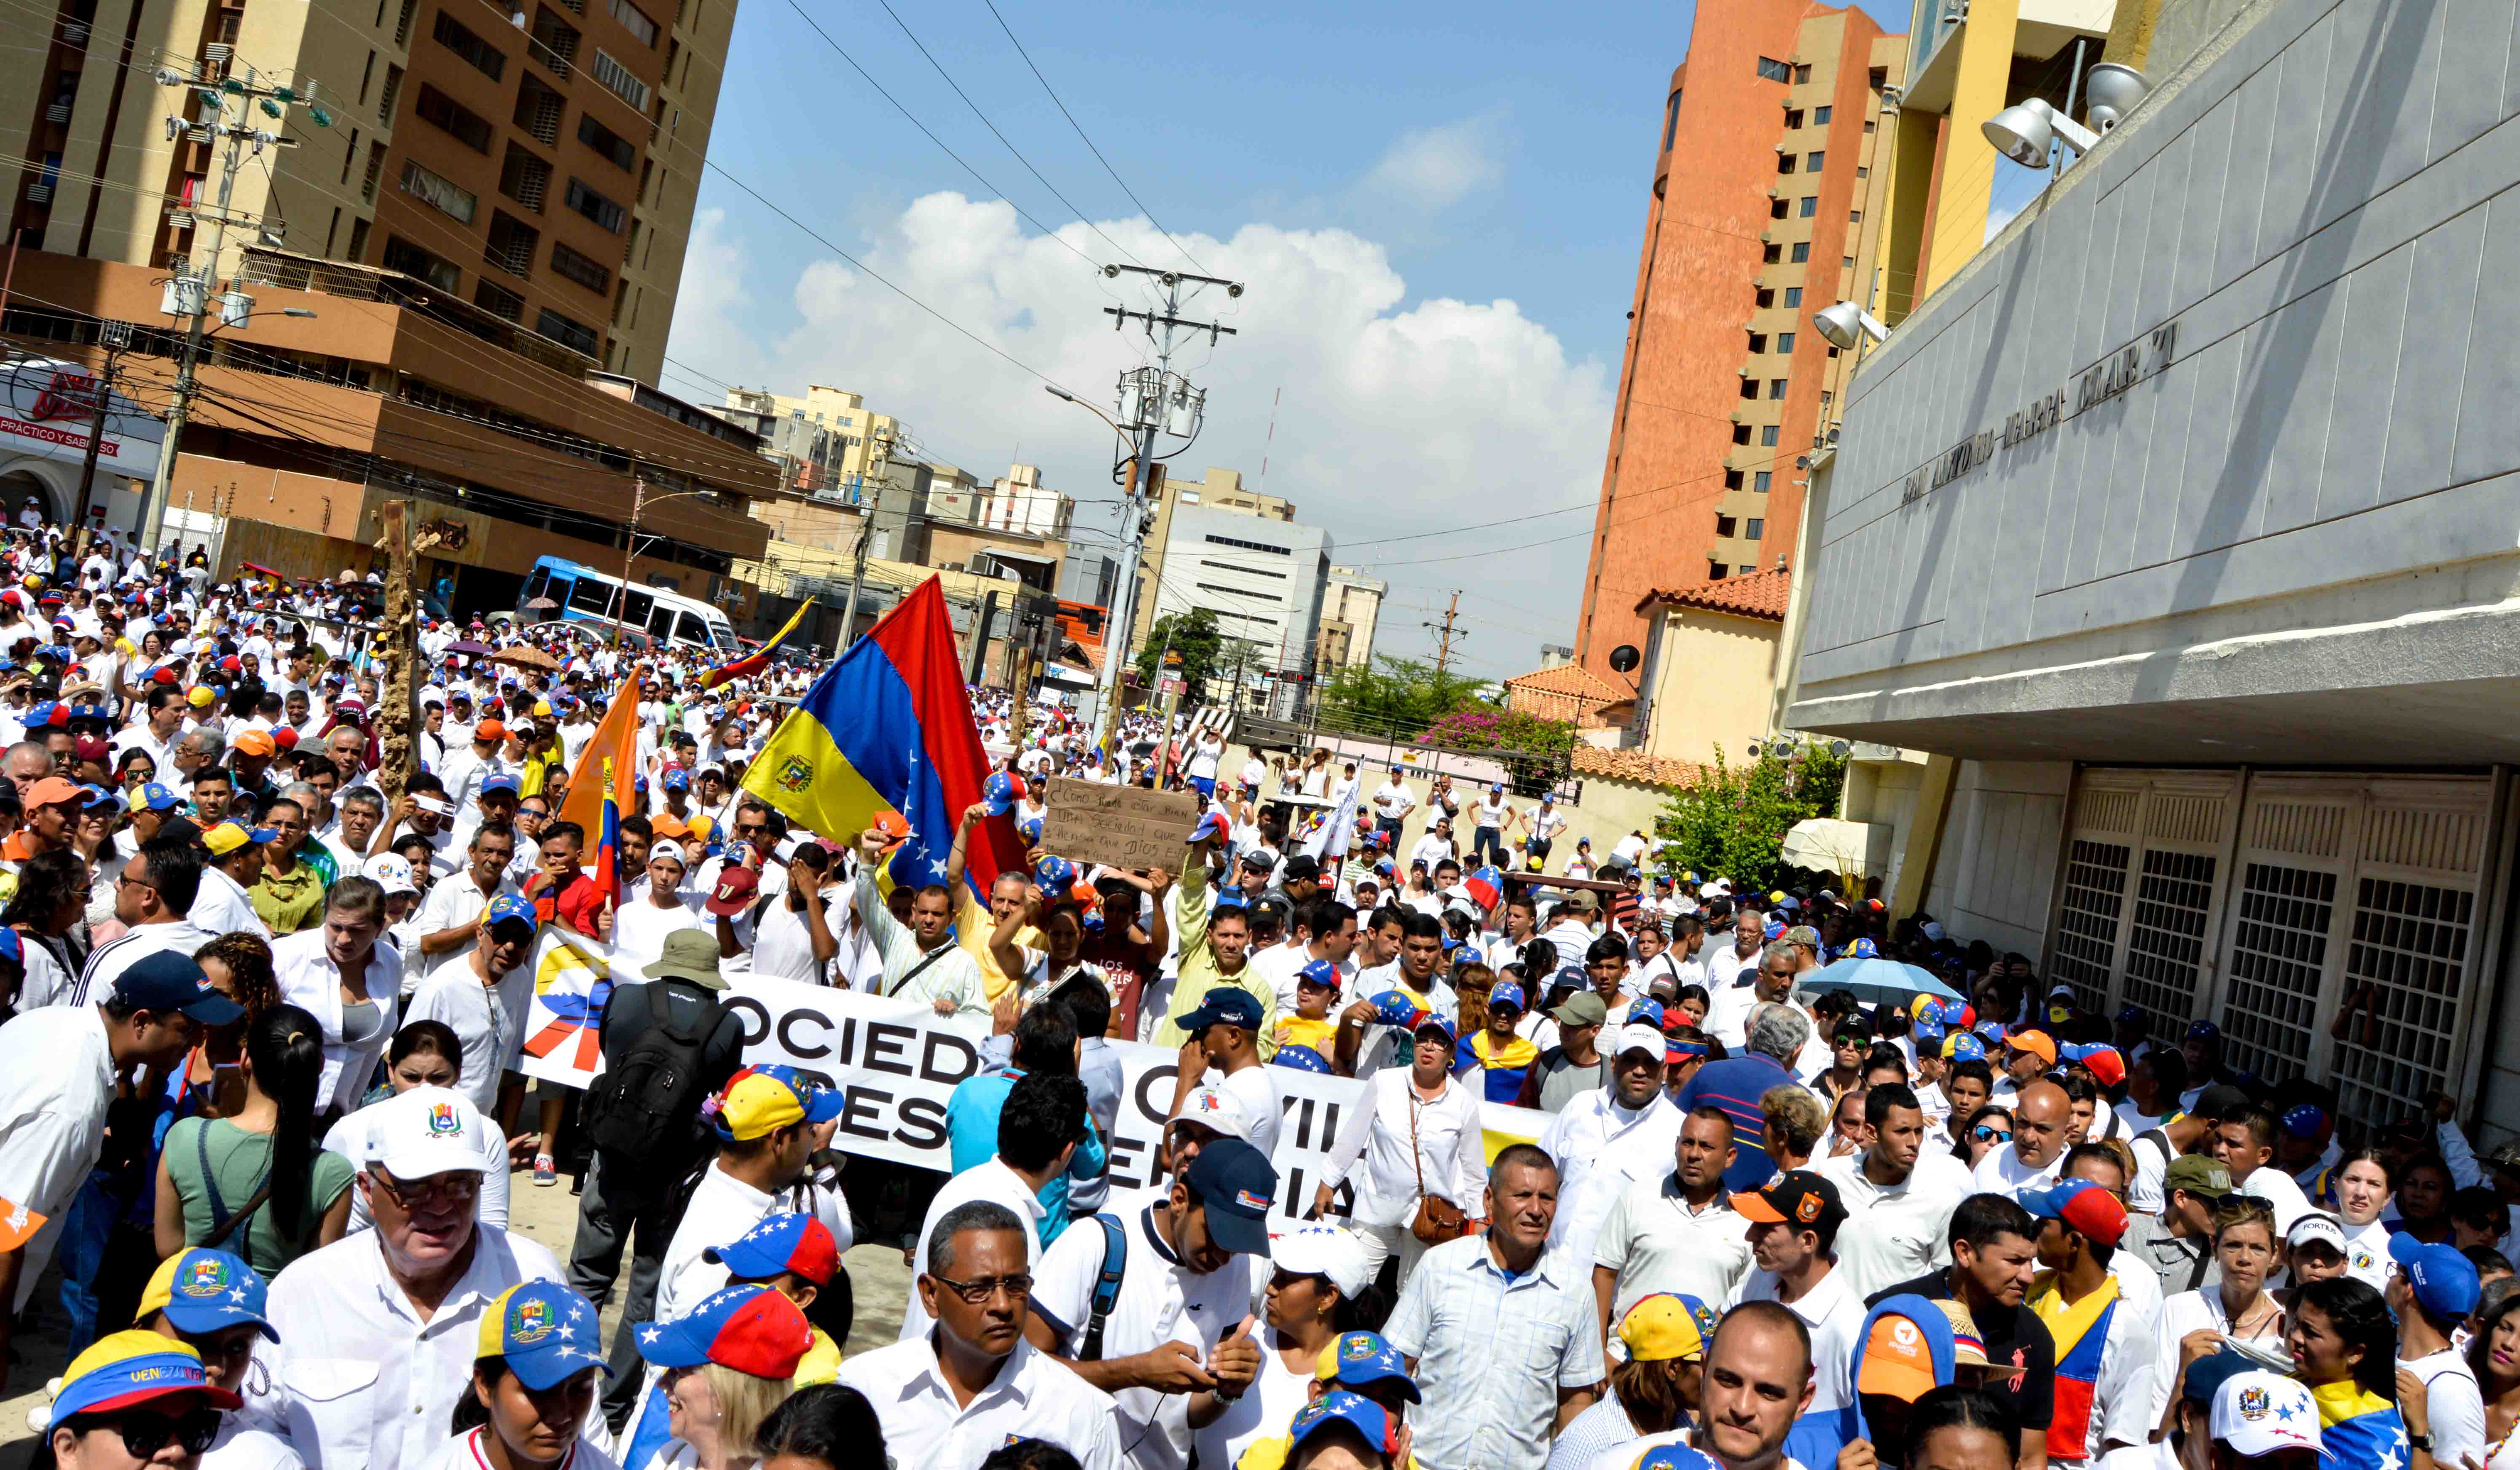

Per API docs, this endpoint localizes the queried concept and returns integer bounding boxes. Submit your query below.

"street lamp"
[613,479,724,650]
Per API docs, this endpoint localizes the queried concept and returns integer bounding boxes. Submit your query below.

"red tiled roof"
[1573,745,1710,787]
[1634,566,1791,622]
[1503,661,1628,702]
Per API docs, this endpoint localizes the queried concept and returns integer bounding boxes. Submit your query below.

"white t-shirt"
[1213,1063,1282,1160]
[2403,1347,2487,1470]
[1729,1266,1863,1416]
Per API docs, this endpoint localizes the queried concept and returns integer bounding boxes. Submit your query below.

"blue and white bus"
[518,556,739,653]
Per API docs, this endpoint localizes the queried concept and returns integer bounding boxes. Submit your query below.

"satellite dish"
[1830,740,1852,758]
[1608,645,1641,674]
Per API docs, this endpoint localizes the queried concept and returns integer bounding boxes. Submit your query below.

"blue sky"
[668,0,1907,678]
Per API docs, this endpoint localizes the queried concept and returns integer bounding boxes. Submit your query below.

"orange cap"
[872,811,911,845]
[2008,1030,2058,1067]
[231,728,275,758]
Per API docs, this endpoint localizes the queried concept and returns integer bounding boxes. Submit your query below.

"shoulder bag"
[1407,1081,1470,1247]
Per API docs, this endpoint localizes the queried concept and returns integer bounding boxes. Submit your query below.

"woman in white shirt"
[1189,1224,1370,1470]
[2332,1149,2398,1291]
[2152,1196,2285,1433]
[1311,1016,1484,1290]
[320,1020,511,1232]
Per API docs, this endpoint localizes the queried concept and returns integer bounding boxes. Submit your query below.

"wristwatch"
[2406,1432,2432,1453]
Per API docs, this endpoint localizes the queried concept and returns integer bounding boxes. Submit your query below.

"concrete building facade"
[1786,0,2520,1140]
[1574,0,1906,683]
[1317,564,1385,673]
[1,0,733,384]
[1149,500,1331,676]
[1129,465,1287,647]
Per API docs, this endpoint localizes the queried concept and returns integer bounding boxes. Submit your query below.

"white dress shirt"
[193,866,273,941]
[0,1004,115,1307]
[837,1333,1123,1470]
[1320,1068,1486,1228]
[262,1226,563,1469]
[403,962,517,1114]
[1731,1265,1863,1416]
[1972,1142,2066,1199]
[413,871,520,984]
[1591,1177,1754,1324]
[73,919,215,1009]
[1540,1090,1685,1269]
[899,1158,1049,1345]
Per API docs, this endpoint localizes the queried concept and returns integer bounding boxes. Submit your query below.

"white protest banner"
[518,929,616,1088]
[708,974,1550,1228]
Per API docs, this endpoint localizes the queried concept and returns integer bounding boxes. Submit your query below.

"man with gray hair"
[1676,997,1811,1192]
[1710,937,1801,1052]
[168,725,223,802]
[324,785,386,880]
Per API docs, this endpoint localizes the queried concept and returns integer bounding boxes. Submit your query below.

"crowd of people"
[0,511,2512,1470]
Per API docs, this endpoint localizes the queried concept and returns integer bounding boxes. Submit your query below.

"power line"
[865,0,1146,269]
[975,0,1207,274]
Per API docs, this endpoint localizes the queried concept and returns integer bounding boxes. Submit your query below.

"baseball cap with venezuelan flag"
[704,1064,844,1142]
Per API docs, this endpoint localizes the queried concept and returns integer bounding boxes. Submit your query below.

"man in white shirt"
[1728,1170,1864,1417]
[1540,1025,1685,1270]
[841,1201,1122,1470]
[76,833,218,1008]
[1818,1082,1977,1301]
[1592,1104,1754,1345]
[263,1086,564,1469]
[901,1072,1081,1345]
[1025,1138,1277,1470]
[405,895,537,1113]
[413,824,521,989]
[0,949,232,1380]
[1370,767,1416,849]
[2211,1102,2314,1235]
[2391,1234,2487,1470]
[852,828,985,1022]
[1973,1080,2073,1198]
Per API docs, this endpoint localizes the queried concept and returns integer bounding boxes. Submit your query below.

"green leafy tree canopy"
[1317,654,1489,738]
[1135,608,1225,703]
[1655,743,1850,889]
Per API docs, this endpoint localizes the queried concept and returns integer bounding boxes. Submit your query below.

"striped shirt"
[1672,1053,1799,1192]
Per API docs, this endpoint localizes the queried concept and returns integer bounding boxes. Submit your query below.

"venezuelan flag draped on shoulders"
[2312,1381,2411,1468]
[740,578,1022,902]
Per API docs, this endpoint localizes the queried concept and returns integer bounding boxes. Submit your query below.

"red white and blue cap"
[1188,809,1233,845]
[634,1284,813,1379]
[138,1248,275,1342]
[1288,1389,1398,1456]
[1296,959,1341,990]
[50,1330,241,1420]
[477,1282,611,1389]
[703,1212,840,1288]
[1322,1331,1419,1399]
[981,771,1026,816]
[1464,865,1503,910]
[1631,1443,1725,1470]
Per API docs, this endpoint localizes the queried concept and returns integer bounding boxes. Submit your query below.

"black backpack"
[582,983,724,1167]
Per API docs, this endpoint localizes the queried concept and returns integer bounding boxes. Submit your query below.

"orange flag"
[557,670,641,847]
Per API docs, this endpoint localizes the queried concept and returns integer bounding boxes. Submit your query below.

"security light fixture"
[1982,97,2099,167]
[1812,300,1888,350]
[2081,63,2150,130]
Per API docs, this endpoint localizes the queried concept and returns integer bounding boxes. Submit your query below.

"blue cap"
[113,950,242,1025]
[483,894,538,934]
[1296,959,1341,991]
[1272,1045,1333,1073]
[76,782,115,809]
[479,1282,611,1389]
[982,771,1024,817]
[1849,937,1879,958]
[50,1333,241,1420]
[2391,1232,2482,1319]
[2117,1005,2147,1024]
[2186,1020,2221,1040]
[1181,1137,1277,1257]
[702,1212,840,1287]
[663,769,690,790]
[0,928,21,967]
[1975,1019,2008,1043]
[135,782,178,812]
[1181,986,1265,1033]
[1913,1016,1947,1043]
[1628,997,1666,1030]
[1943,1032,1988,1063]
[141,1247,276,1342]
[1018,814,1044,844]
[1630,1444,1725,1470]
[481,773,521,798]
[1323,1330,1420,1399]
[2281,1105,2329,1139]
[1486,981,1527,1014]
[2181,1348,2257,1405]
[1550,964,1589,994]
[1289,1389,1398,1457]
[1035,855,1076,890]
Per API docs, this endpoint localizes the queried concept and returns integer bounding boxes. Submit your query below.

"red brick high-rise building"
[1575,0,1904,676]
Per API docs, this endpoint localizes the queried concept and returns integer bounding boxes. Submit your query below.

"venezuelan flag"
[701,598,813,690]
[558,671,640,894]
[741,578,1021,897]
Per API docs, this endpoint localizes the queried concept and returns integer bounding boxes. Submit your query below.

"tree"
[1655,742,1849,889]
[1419,705,1578,794]
[1135,608,1224,704]
[1317,655,1489,737]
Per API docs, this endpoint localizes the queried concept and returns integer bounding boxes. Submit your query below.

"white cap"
[366,853,418,897]
[1274,1223,1371,1298]
[650,840,687,867]
[363,1085,491,1181]
[2286,1210,2348,1256]
[1615,1023,1668,1058]
[1170,1085,1253,1144]
[2209,1371,2328,1459]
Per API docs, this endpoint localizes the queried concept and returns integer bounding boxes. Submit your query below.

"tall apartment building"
[1128,465,1289,645]
[1572,0,1904,679]
[1317,565,1385,672]
[719,385,900,500]
[0,0,732,383]
[1148,500,1332,679]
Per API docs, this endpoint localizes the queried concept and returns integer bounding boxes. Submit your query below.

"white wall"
[1922,760,2071,961]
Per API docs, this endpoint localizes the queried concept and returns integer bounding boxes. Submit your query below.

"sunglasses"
[1973,1126,2012,1143]
[69,1408,222,1458]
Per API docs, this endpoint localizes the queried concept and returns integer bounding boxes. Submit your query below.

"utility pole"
[1050,264,1246,754]
[138,60,333,557]
[1427,590,1466,679]
[67,320,134,562]
[840,428,890,652]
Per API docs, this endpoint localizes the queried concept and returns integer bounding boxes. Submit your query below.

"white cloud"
[1361,113,1510,211]
[666,195,1612,674]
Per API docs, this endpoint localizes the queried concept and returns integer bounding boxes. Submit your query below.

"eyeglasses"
[929,1271,1031,1304]
[71,1408,222,1458]
[1973,1126,2012,1143]
[116,872,156,891]
[370,1169,481,1209]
